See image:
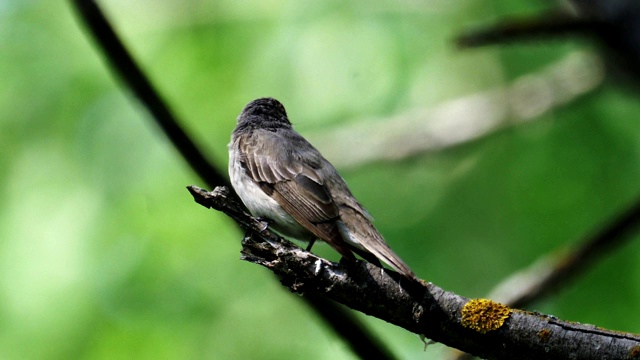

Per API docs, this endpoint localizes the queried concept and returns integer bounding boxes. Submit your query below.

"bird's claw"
[254,217,270,232]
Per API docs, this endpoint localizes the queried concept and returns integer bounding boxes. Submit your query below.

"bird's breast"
[229,151,313,241]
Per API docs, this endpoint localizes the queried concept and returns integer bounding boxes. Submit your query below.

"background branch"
[456,0,640,86]
[309,51,603,169]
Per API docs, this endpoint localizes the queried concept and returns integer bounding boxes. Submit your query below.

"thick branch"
[188,185,640,360]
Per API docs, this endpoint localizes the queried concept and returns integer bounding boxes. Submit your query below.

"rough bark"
[188,185,640,360]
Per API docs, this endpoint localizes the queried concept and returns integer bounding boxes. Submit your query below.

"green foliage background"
[2,0,640,359]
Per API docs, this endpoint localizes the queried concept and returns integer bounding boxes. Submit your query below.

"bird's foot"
[305,239,316,252]
[243,217,271,239]
[254,217,271,232]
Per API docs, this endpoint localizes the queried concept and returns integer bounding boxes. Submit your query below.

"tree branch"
[188,185,640,360]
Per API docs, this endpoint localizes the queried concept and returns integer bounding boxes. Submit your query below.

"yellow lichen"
[461,298,512,334]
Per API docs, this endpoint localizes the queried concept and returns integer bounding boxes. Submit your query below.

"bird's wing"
[238,130,354,258]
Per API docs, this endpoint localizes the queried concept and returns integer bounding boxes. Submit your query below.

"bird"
[228,97,416,280]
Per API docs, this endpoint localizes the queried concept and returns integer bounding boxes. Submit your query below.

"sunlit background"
[2,0,640,359]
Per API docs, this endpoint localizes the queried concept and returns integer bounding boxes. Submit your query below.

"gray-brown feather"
[235,128,355,258]
[229,98,416,279]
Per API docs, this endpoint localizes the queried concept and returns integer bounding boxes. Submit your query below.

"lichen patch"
[461,298,512,334]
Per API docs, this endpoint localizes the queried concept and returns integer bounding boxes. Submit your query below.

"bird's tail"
[338,209,417,280]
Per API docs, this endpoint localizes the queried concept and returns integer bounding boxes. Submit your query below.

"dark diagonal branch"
[70,0,226,188]
[69,1,394,358]
[188,185,640,360]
